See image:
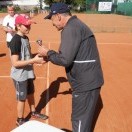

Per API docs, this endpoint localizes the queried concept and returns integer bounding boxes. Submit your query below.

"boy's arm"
[11,54,45,68]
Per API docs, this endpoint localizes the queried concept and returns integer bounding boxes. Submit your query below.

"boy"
[9,14,48,126]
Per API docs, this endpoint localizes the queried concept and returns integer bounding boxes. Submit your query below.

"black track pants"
[72,88,101,132]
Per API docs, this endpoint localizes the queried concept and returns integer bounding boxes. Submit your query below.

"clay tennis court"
[0,13,132,132]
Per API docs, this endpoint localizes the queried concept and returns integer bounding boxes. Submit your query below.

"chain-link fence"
[117,2,132,16]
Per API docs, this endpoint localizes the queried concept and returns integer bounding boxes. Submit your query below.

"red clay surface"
[0,13,132,132]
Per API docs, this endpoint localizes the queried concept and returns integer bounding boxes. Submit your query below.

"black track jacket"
[47,16,104,92]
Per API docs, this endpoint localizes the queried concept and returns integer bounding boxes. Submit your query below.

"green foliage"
[98,0,112,1]
[44,0,55,6]
[42,0,124,13]
[14,5,21,12]
[0,8,6,13]
[73,0,85,6]
[33,6,39,12]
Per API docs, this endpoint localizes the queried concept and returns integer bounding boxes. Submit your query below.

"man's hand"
[38,45,49,56]
[33,54,46,64]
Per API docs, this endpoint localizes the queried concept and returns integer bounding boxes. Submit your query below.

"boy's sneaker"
[16,118,25,126]
[31,111,48,120]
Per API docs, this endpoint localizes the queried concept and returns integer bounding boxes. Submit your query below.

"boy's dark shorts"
[13,79,35,101]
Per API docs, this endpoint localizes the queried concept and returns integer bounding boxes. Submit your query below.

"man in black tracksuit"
[38,2,104,132]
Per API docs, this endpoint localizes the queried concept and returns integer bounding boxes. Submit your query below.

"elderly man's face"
[51,14,64,31]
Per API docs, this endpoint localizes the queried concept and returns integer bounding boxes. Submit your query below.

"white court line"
[0,76,47,79]
[30,41,132,45]
[45,42,50,124]
[0,41,132,45]
[16,42,132,45]
[98,42,132,45]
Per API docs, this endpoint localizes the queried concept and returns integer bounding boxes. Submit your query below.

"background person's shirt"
[2,14,17,42]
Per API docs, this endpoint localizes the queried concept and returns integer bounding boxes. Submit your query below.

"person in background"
[38,2,104,132]
[9,14,48,126]
[2,5,17,48]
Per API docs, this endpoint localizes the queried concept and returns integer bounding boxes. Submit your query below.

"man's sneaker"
[31,111,48,120]
[16,118,25,126]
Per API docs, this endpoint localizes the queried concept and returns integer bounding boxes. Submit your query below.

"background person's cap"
[15,14,36,26]
[44,2,70,19]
